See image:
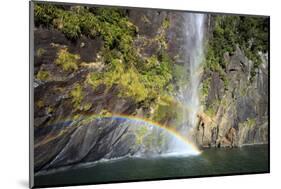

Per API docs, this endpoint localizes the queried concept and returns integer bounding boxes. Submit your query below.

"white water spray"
[165,14,205,155]
[176,13,205,142]
[185,13,205,128]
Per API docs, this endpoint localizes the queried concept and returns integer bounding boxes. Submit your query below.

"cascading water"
[170,13,205,153]
[184,13,205,129]
[52,14,206,160]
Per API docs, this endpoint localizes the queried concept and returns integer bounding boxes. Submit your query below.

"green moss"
[205,99,220,117]
[172,64,189,88]
[163,18,170,29]
[36,100,45,109]
[144,55,159,69]
[36,70,50,81]
[34,4,60,27]
[81,102,92,111]
[155,31,168,50]
[118,68,149,102]
[55,48,80,71]
[140,52,173,98]
[238,118,256,129]
[73,114,82,120]
[100,109,112,116]
[205,106,216,117]
[151,95,183,129]
[54,86,65,93]
[88,59,149,102]
[36,48,46,57]
[87,49,173,103]
[201,77,211,99]
[58,12,81,39]
[242,118,256,128]
[70,84,84,109]
[204,43,229,90]
[47,106,54,113]
[240,87,248,96]
[205,44,220,71]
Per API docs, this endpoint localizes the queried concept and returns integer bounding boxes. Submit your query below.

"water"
[169,13,205,153]
[184,13,205,129]
[177,13,205,137]
[34,145,268,187]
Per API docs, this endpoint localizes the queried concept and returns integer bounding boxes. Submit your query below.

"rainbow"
[38,113,201,156]
[92,114,201,155]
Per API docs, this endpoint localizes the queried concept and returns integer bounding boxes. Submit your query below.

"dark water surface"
[35,145,269,187]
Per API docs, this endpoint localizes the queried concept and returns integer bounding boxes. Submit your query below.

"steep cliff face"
[192,16,269,148]
[35,117,196,172]
[192,48,268,148]
[33,3,269,172]
[33,5,191,172]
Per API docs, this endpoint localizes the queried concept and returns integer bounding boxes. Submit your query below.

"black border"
[29,0,270,188]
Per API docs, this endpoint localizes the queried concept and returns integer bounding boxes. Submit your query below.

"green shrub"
[172,64,189,88]
[205,15,269,80]
[34,3,137,47]
[163,18,170,29]
[36,100,45,108]
[70,84,84,109]
[59,11,81,39]
[35,3,175,106]
[243,118,256,128]
[55,48,80,71]
[88,59,149,102]
[88,50,173,103]
[36,70,50,81]
[36,48,46,57]
[205,106,216,117]
[201,77,211,98]
[151,95,183,129]
[81,103,92,111]
[34,4,59,26]
[205,99,220,117]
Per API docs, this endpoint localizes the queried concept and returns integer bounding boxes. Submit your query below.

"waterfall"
[184,13,205,129]
[172,13,205,151]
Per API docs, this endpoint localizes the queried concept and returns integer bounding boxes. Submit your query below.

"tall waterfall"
[174,13,206,148]
[184,13,205,129]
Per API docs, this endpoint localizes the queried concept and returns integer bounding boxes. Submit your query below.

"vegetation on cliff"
[202,15,269,117]
[55,48,80,71]
[34,3,179,126]
[205,15,269,82]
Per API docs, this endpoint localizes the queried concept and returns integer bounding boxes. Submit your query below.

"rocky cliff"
[192,16,269,148]
[33,3,269,172]
[192,47,268,148]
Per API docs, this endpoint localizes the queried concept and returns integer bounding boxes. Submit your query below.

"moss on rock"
[55,48,80,72]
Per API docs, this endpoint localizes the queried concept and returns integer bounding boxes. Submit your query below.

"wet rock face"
[128,9,167,38]
[206,72,225,107]
[193,47,268,148]
[33,8,177,173]
[34,119,136,171]
[236,97,256,122]
[34,117,194,172]
[35,28,103,64]
[33,26,138,128]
